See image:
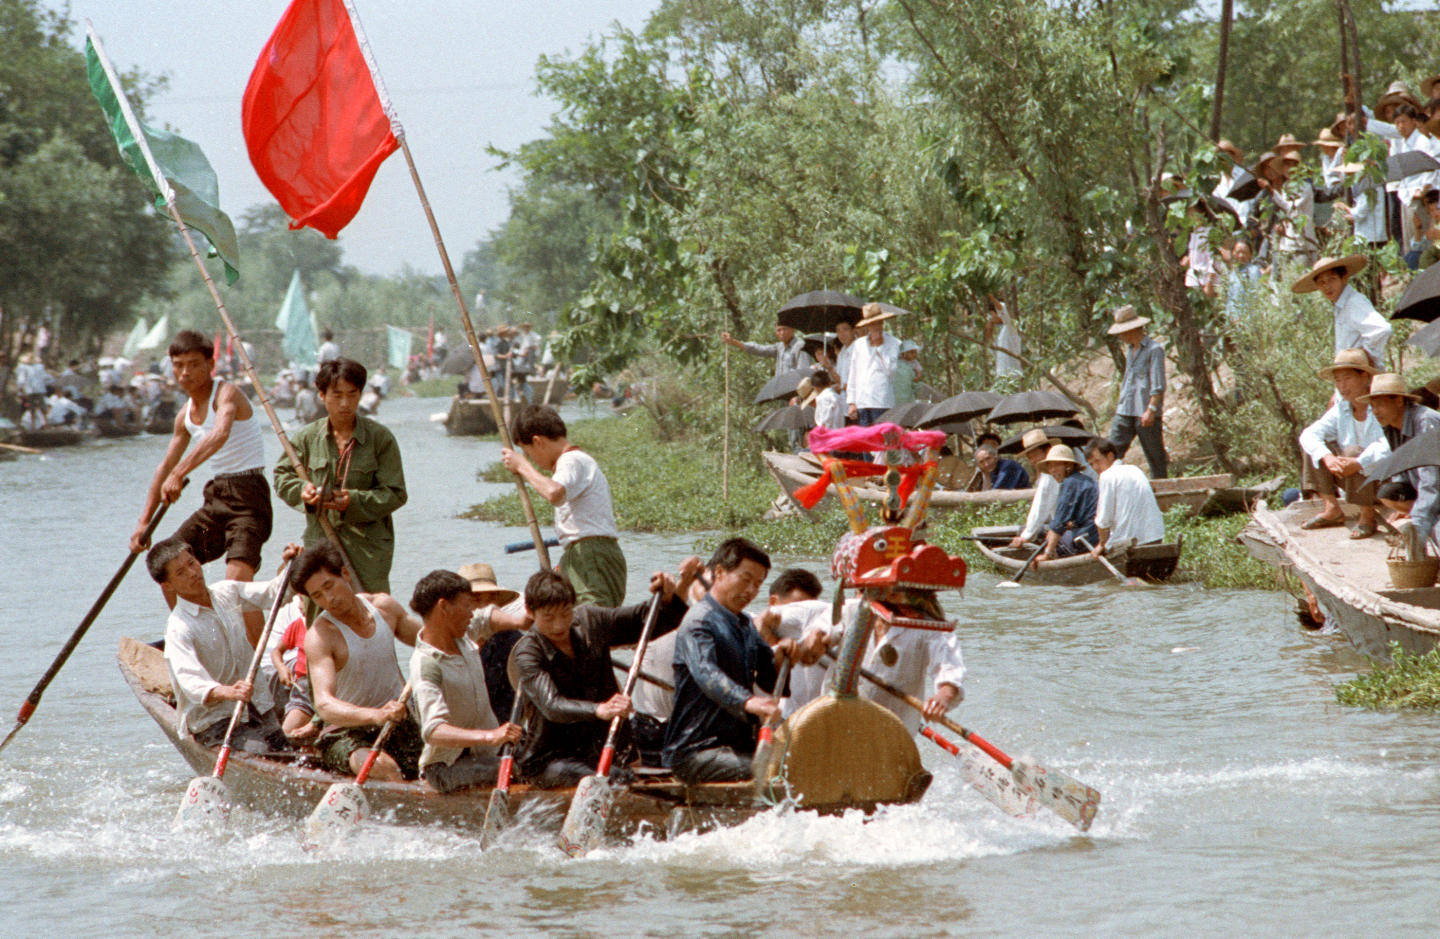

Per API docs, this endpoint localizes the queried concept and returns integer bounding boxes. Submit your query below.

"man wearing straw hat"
[1290,254,1390,368]
[846,303,901,427]
[1034,444,1099,563]
[459,561,527,722]
[1008,428,1060,550]
[1361,373,1440,558]
[1297,349,1387,539]
[1106,305,1168,479]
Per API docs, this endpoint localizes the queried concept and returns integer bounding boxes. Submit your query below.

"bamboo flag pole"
[340,0,552,569]
[85,23,363,589]
[722,344,731,502]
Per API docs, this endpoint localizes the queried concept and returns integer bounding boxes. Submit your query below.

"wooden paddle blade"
[956,745,1038,818]
[1009,758,1100,831]
[303,781,368,849]
[174,775,231,829]
[751,728,780,801]
[479,787,510,848]
[557,773,615,857]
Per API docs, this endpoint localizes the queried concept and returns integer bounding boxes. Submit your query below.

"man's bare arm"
[367,592,421,646]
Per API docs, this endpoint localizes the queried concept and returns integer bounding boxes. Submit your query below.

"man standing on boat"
[1009,429,1059,549]
[1083,438,1165,556]
[1034,445,1099,562]
[1106,305,1168,479]
[274,358,407,594]
[502,405,626,608]
[131,331,272,602]
[1297,349,1387,539]
[1361,374,1440,555]
[408,570,523,794]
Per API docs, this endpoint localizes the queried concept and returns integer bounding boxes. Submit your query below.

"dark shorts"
[317,716,424,780]
[1379,479,1418,504]
[171,471,273,571]
[671,746,752,785]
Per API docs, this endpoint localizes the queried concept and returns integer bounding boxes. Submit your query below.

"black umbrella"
[441,347,475,375]
[1390,150,1440,182]
[1365,426,1440,484]
[1409,318,1440,358]
[997,423,1095,456]
[920,391,1003,427]
[801,333,835,361]
[1226,169,1262,202]
[877,400,934,428]
[927,420,973,438]
[1393,262,1440,323]
[753,368,815,405]
[985,390,1084,425]
[777,291,866,333]
[914,382,941,402]
[753,405,815,433]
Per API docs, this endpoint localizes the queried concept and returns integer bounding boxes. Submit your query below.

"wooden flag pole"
[85,23,362,589]
[722,343,731,502]
[338,0,551,568]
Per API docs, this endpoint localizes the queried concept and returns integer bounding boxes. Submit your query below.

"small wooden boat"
[444,395,501,436]
[94,411,143,438]
[969,524,1184,585]
[145,400,179,435]
[119,637,923,837]
[529,374,570,406]
[1240,500,1440,659]
[16,426,88,448]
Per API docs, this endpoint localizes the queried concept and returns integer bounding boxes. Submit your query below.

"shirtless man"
[292,541,422,782]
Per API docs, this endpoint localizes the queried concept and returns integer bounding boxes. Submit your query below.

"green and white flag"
[386,325,413,370]
[85,30,240,284]
[121,316,149,357]
[275,270,317,366]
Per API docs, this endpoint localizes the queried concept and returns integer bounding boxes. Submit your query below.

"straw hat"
[1359,372,1419,403]
[1421,74,1440,101]
[1037,444,1081,471]
[457,562,519,607]
[1106,304,1150,336]
[1274,132,1304,153]
[855,302,899,330]
[1291,254,1367,294]
[1253,150,1288,178]
[1317,347,1379,380]
[1216,138,1242,161]
[1019,427,1054,455]
[797,376,815,406]
[19,352,37,365]
[1313,127,1343,150]
[1378,80,1420,108]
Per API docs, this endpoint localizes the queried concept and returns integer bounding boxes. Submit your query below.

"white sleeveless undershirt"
[183,381,265,475]
[325,598,405,710]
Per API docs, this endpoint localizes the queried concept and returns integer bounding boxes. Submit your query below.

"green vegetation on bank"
[1336,644,1440,710]
[463,413,1278,589]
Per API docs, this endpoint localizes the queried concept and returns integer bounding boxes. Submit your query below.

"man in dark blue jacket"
[1035,444,1099,562]
[663,538,797,784]
[976,443,1030,491]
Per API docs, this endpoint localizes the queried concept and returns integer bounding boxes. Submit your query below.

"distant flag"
[242,0,401,238]
[85,30,241,284]
[136,315,170,351]
[386,325,413,371]
[275,271,318,366]
[122,316,149,357]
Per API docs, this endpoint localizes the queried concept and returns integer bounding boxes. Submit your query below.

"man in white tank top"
[131,330,272,599]
[293,541,424,781]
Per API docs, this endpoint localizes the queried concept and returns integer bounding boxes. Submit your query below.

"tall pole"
[722,344,731,503]
[1210,0,1234,141]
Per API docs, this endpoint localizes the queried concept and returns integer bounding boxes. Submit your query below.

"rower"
[457,562,527,724]
[512,563,697,788]
[1034,445,1099,562]
[131,330,272,603]
[1361,373,1440,556]
[408,570,523,794]
[1297,349,1387,539]
[662,538,800,785]
[148,537,301,753]
[753,568,833,718]
[293,541,423,782]
[501,405,627,608]
[1083,438,1165,557]
[1008,428,1058,549]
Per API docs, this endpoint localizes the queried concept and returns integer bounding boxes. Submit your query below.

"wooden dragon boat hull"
[1240,500,1440,659]
[443,396,500,437]
[970,525,1183,586]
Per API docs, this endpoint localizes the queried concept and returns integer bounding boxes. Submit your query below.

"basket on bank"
[1386,545,1438,589]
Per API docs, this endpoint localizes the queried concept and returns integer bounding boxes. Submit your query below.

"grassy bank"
[1336,644,1440,709]
[463,413,1278,590]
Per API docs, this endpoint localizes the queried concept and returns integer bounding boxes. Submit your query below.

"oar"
[1076,535,1145,587]
[175,563,292,828]
[995,541,1046,589]
[0,441,42,454]
[479,690,526,848]
[851,662,1100,831]
[751,658,793,799]
[504,536,561,554]
[557,589,664,857]
[303,683,413,848]
[918,726,1037,818]
[0,491,180,757]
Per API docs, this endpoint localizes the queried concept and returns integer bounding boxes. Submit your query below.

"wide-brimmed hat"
[457,562,519,607]
[796,376,815,406]
[1274,132,1304,153]
[1019,427,1054,455]
[1253,150,1288,178]
[1318,347,1379,380]
[19,352,37,365]
[855,302,899,330]
[1313,127,1344,150]
[1106,304,1151,336]
[1037,444,1081,470]
[1378,80,1420,106]
[1291,254,1367,293]
[1421,75,1440,100]
[1359,373,1419,403]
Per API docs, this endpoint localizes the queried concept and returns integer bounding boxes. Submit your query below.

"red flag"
[242,0,399,238]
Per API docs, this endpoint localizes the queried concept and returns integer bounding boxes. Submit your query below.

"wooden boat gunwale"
[969,525,1184,586]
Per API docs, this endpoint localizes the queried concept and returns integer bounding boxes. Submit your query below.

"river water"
[2,395,1437,935]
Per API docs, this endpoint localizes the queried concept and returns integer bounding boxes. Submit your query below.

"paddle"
[175,562,293,828]
[918,725,1037,818]
[1076,535,1145,587]
[303,683,413,848]
[850,662,1100,831]
[609,654,673,692]
[479,690,527,848]
[995,542,1047,589]
[0,441,42,454]
[750,657,793,799]
[557,588,665,857]
[0,489,181,757]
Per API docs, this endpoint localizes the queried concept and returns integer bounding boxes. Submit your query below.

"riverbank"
[463,414,1278,589]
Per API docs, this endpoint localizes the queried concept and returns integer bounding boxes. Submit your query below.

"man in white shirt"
[1297,348,1387,538]
[845,303,901,426]
[148,538,301,751]
[317,329,341,364]
[1084,438,1165,556]
[501,405,626,607]
[1008,428,1060,548]
[1290,254,1390,367]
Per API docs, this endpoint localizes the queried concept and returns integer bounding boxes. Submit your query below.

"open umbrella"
[1393,262,1440,323]
[753,405,815,433]
[1365,426,1440,484]
[985,390,1084,425]
[441,347,475,375]
[753,367,815,405]
[877,400,934,428]
[927,420,973,438]
[914,382,941,402]
[1390,150,1440,182]
[801,333,835,361]
[920,391,1003,427]
[1409,318,1440,358]
[997,423,1095,455]
[1226,168,1261,202]
[777,291,866,333]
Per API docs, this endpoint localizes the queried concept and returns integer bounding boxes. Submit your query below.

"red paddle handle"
[919,725,959,756]
[495,753,513,790]
[355,684,413,786]
[757,725,775,747]
[954,726,1013,769]
[213,745,232,778]
[595,744,615,778]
